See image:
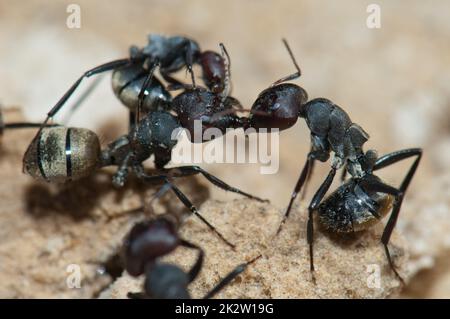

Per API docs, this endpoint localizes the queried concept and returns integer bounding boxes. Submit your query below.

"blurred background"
[0,0,449,298]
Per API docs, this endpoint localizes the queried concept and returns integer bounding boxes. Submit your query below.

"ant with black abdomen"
[234,39,421,283]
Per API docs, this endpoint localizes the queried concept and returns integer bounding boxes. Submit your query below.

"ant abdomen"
[112,64,171,112]
[23,127,101,183]
[248,83,308,131]
[317,179,394,233]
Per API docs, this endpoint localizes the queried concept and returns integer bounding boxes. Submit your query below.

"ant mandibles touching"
[123,214,261,299]
[236,39,421,283]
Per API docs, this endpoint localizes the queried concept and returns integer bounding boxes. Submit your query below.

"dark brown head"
[199,51,227,94]
[248,83,308,131]
[123,218,180,277]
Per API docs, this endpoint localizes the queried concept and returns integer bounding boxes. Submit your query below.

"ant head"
[123,218,180,277]
[144,263,190,299]
[249,83,307,131]
[199,51,227,94]
[172,89,242,143]
[23,127,101,183]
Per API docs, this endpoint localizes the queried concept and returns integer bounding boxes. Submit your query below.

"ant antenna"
[219,43,232,101]
[271,38,302,86]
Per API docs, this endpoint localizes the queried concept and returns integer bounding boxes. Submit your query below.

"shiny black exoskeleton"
[308,148,422,283]
[123,216,260,299]
[33,34,234,131]
[23,35,266,248]
[236,40,422,282]
[24,109,267,248]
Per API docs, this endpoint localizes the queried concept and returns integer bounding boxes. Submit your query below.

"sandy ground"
[0,0,449,298]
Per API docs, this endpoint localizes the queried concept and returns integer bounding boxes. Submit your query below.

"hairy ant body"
[238,40,421,282]
[123,215,260,299]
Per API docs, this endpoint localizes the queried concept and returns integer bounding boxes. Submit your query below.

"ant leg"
[25,59,133,161]
[307,168,336,281]
[136,172,236,249]
[202,255,262,299]
[129,111,136,130]
[340,165,347,184]
[159,165,269,203]
[184,41,197,88]
[373,148,422,173]
[2,122,59,130]
[358,179,407,283]
[373,148,422,242]
[160,72,193,91]
[219,43,232,100]
[112,152,133,187]
[371,148,422,281]
[136,61,160,125]
[62,75,104,124]
[116,70,147,130]
[43,58,132,126]
[166,180,235,249]
[180,240,204,283]
[109,68,147,130]
[271,38,302,87]
[277,154,314,235]
[127,292,147,299]
[0,110,59,134]
[300,157,316,200]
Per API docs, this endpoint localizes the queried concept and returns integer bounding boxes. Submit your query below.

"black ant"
[33,34,234,131]
[22,39,266,248]
[22,108,268,248]
[123,215,261,299]
[237,39,421,282]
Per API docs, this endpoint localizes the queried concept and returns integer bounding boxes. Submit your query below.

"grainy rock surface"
[400,172,450,298]
[102,199,408,299]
